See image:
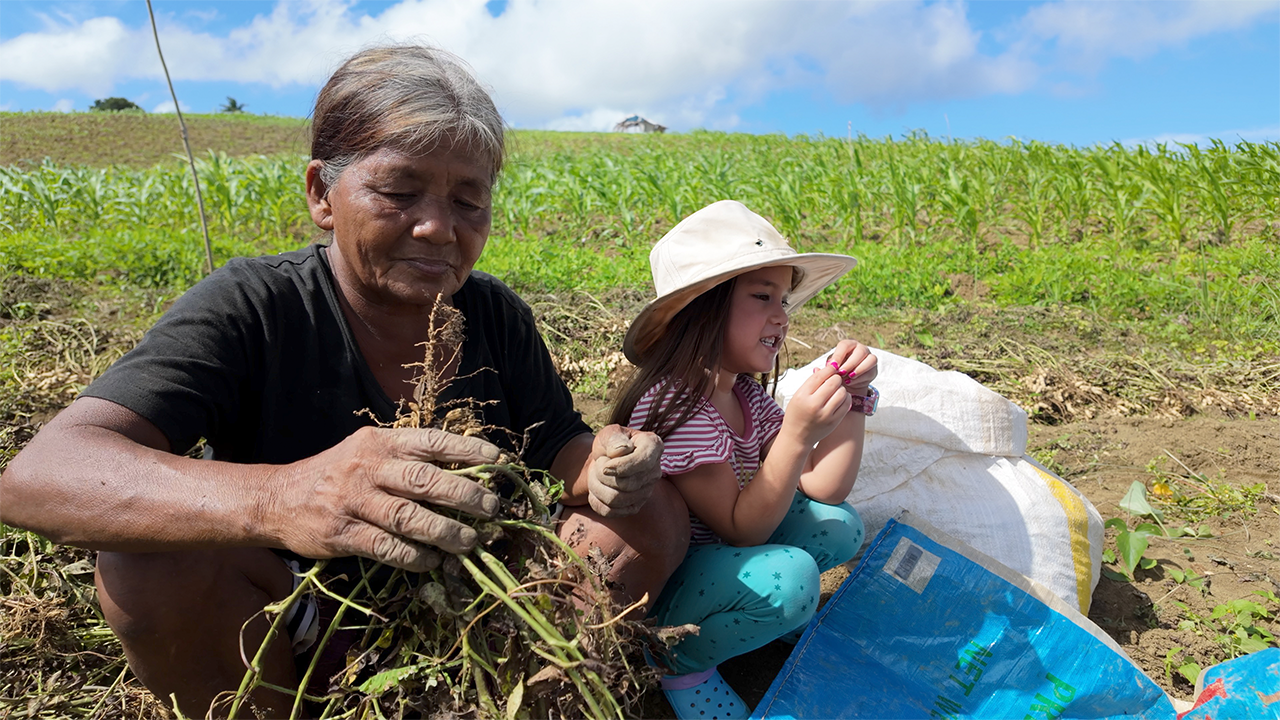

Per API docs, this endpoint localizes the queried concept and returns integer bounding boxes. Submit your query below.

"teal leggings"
[653,493,864,676]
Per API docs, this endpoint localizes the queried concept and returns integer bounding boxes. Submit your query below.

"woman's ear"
[305,159,335,231]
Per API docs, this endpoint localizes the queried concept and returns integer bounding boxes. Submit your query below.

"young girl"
[612,200,878,720]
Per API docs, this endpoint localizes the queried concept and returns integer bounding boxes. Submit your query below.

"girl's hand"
[781,363,852,447]
[824,339,878,398]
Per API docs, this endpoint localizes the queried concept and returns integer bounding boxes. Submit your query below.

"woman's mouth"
[400,257,454,276]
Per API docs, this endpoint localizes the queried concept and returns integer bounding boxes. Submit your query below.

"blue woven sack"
[753,512,1175,720]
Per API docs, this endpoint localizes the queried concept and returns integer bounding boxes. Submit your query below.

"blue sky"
[1,0,1276,147]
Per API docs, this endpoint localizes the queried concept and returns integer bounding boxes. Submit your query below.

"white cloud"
[797,1,1039,108]
[0,0,1275,130]
[544,108,638,133]
[1123,125,1280,148]
[0,15,150,96]
[153,99,192,114]
[52,98,75,112]
[0,0,1027,126]
[1022,0,1278,71]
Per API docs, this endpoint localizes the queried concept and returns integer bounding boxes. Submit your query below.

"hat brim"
[622,253,856,364]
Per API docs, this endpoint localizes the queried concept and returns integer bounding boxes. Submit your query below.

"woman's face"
[307,145,493,308]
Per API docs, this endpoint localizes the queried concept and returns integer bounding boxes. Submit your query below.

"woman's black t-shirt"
[82,244,590,472]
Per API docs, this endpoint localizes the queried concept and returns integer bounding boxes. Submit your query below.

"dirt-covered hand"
[783,363,854,447]
[586,425,663,518]
[270,426,502,572]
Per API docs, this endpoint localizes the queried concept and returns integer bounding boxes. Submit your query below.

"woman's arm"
[673,367,851,546]
[0,397,502,572]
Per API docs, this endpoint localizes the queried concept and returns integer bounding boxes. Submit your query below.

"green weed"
[1102,481,1213,582]
[1146,454,1266,522]
[1162,646,1201,686]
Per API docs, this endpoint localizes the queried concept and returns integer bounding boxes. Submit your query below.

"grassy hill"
[0,111,310,168]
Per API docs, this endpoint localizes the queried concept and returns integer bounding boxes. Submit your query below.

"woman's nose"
[412,195,456,244]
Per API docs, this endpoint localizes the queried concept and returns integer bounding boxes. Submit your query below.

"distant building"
[614,115,667,133]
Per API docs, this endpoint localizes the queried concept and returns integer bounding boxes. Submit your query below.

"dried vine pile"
[223,301,669,719]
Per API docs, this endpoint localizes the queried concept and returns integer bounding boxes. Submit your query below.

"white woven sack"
[775,348,1103,614]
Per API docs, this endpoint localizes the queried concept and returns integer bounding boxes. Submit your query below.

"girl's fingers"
[827,343,871,381]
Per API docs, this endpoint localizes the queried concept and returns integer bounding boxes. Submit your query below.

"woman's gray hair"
[311,45,506,189]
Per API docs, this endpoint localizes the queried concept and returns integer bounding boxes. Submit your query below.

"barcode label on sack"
[883,538,940,593]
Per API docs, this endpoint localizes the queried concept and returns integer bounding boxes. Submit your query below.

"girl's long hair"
[610,278,785,438]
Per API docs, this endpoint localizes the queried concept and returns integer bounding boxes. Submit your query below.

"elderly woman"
[0,46,688,716]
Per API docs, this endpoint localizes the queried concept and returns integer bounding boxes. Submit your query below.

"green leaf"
[915,330,935,347]
[1105,517,1129,532]
[506,676,525,720]
[358,664,420,695]
[1139,557,1157,570]
[1120,481,1164,523]
[1102,568,1132,583]
[1103,548,1116,563]
[1168,567,1186,583]
[1238,637,1270,654]
[1135,522,1164,536]
[1117,530,1152,577]
[1178,663,1201,684]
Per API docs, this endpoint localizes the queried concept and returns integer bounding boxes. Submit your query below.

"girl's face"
[721,265,792,375]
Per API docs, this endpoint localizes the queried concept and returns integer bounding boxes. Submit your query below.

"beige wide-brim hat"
[623,200,857,364]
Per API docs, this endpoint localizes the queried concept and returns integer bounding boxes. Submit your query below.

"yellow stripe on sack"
[1034,465,1094,615]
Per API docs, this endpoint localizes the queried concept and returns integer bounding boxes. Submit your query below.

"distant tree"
[91,97,143,112]
[220,97,247,113]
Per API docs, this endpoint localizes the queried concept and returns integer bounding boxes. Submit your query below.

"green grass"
[1,120,1278,356]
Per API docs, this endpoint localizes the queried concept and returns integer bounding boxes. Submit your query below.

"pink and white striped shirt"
[629,374,786,545]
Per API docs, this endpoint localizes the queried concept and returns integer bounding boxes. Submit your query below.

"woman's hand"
[825,339,878,398]
[781,363,854,447]
[270,426,503,572]
[585,425,664,517]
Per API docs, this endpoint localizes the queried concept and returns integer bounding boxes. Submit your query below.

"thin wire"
[145,0,216,275]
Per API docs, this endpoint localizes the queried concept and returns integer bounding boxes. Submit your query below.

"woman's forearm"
[1,408,278,551]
